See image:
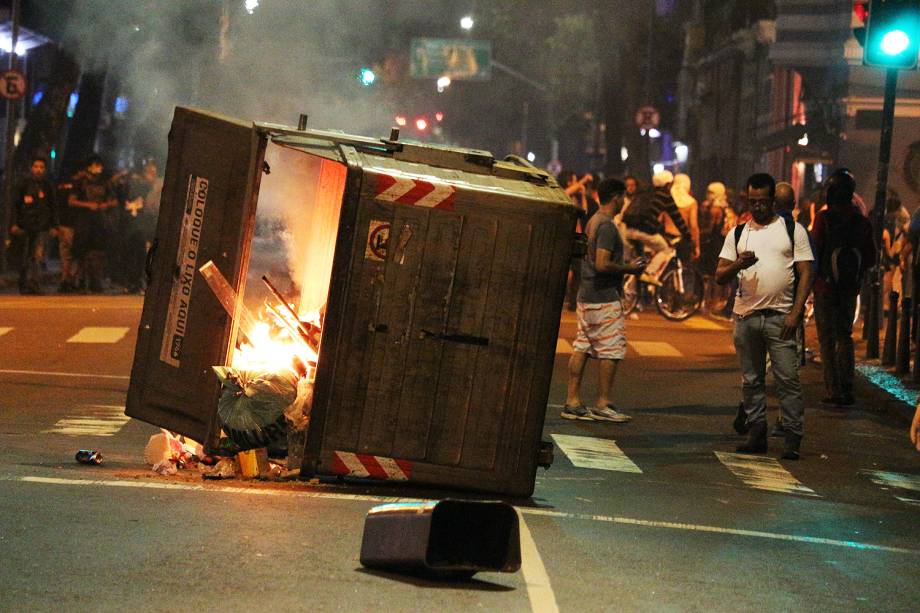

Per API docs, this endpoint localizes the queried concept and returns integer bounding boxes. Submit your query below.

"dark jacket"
[622,187,691,239]
[11,176,58,232]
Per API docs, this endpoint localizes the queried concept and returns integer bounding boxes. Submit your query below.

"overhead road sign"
[410,38,491,80]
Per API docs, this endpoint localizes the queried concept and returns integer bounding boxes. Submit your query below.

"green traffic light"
[359,68,376,87]
[881,29,910,55]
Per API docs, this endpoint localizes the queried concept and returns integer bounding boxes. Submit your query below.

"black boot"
[781,432,802,461]
[736,421,767,454]
[732,402,749,435]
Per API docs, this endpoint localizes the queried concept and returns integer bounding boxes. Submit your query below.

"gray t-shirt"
[579,212,624,304]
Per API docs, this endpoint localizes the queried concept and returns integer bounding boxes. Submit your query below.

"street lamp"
[460,15,474,30]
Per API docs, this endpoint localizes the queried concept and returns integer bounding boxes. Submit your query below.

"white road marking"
[42,404,130,437]
[555,339,573,354]
[862,470,920,505]
[715,452,818,497]
[0,327,12,337]
[9,476,918,556]
[551,434,642,474]
[0,369,129,380]
[683,318,727,331]
[628,341,683,357]
[517,511,559,613]
[67,326,130,344]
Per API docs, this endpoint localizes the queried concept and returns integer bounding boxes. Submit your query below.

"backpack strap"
[783,216,795,249]
[733,223,745,250]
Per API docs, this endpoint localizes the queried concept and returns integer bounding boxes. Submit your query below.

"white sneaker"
[589,406,632,423]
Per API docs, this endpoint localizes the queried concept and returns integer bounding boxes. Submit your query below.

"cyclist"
[621,170,693,280]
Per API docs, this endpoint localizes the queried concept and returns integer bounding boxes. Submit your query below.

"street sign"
[635,106,660,130]
[0,70,26,101]
[410,38,491,80]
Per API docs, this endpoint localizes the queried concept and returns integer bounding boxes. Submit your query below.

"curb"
[855,362,916,425]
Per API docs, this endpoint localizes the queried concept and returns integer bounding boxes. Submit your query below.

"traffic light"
[863,0,920,69]
[358,67,376,86]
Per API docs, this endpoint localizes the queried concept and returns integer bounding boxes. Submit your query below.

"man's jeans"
[18,230,47,291]
[732,310,805,435]
[813,290,858,399]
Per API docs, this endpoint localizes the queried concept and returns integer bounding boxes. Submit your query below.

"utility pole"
[866,68,898,359]
[0,0,20,272]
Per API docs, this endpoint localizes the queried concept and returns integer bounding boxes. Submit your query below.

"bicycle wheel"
[621,275,638,315]
[657,266,704,321]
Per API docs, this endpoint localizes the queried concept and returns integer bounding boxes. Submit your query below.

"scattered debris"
[200,457,239,480]
[152,459,178,476]
[75,449,103,465]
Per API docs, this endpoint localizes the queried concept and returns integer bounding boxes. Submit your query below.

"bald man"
[774,182,796,216]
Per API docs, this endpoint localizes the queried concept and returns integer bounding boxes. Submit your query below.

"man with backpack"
[716,173,814,460]
[811,169,876,407]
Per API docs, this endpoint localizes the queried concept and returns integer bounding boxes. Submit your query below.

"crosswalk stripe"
[862,470,920,506]
[555,339,573,354]
[43,405,130,437]
[66,326,130,344]
[0,327,12,337]
[628,341,683,357]
[715,452,818,497]
[551,434,643,473]
[683,318,727,331]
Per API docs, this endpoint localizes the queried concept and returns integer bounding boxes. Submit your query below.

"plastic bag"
[284,376,314,430]
[213,367,298,453]
[144,429,203,467]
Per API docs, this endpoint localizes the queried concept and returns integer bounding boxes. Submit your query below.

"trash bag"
[213,367,298,454]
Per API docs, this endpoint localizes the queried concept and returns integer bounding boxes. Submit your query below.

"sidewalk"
[804,317,917,425]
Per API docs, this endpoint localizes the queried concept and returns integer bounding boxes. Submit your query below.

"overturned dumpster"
[127,107,578,497]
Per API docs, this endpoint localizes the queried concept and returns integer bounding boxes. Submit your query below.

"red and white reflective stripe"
[374,173,456,211]
[331,451,413,481]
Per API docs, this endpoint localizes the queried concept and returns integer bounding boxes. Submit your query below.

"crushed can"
[75,450,103,465]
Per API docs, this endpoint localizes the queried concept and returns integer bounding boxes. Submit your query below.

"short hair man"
[10,156,58,294]
[811,169,875,407]
[716,173,814,459]
[564,178,647,422]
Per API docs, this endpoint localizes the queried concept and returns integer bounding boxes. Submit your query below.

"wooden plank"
[393,213,464,459]
[454,219,533,469]
[357,206,430,454]
[425,217,499,465]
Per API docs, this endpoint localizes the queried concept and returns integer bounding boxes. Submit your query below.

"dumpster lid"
[256,121,555,188]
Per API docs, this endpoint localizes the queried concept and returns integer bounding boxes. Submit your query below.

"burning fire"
[231,320,317,374]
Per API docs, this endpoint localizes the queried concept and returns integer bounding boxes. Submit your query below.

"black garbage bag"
[213,367,299,455]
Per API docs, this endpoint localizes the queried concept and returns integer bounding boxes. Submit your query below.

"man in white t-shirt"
[716,173,814,460]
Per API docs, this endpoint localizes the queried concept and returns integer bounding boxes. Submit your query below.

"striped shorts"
[572,301,627,360]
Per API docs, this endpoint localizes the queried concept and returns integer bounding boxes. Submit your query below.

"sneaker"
[561,405,594,421]
[589,406,632,423]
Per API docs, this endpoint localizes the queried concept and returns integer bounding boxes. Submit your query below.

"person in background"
[622,175,640,212]
[113,159,160,294]
[564,178,647,422]
[881,189,910,303]
[811,170,876,407]
[716,173,813,460]
[667,173,700,260]
[700,182,729,313]
[69,155,117,293]
[560,170,594,311]
[9,156,58,294]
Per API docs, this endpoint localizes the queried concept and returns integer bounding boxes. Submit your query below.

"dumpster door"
[126,107,266,445]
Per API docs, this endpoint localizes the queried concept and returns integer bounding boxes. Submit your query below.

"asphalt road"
[1,294,918,612]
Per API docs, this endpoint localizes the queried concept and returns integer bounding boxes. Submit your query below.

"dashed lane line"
[518,510,559,613]
[555,339,573,354]
[715,451,819,497]
[0,327,12,337]
[0,369,129,380]
[8,476,918,556]
[551,434,643,474]
[683,318,727,331]
[42,404,130,437]
[66,326,130,344]
[862,470,920,506]
[628,341,683,357]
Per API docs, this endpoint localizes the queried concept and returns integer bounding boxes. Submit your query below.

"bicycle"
[621,238,705,321]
